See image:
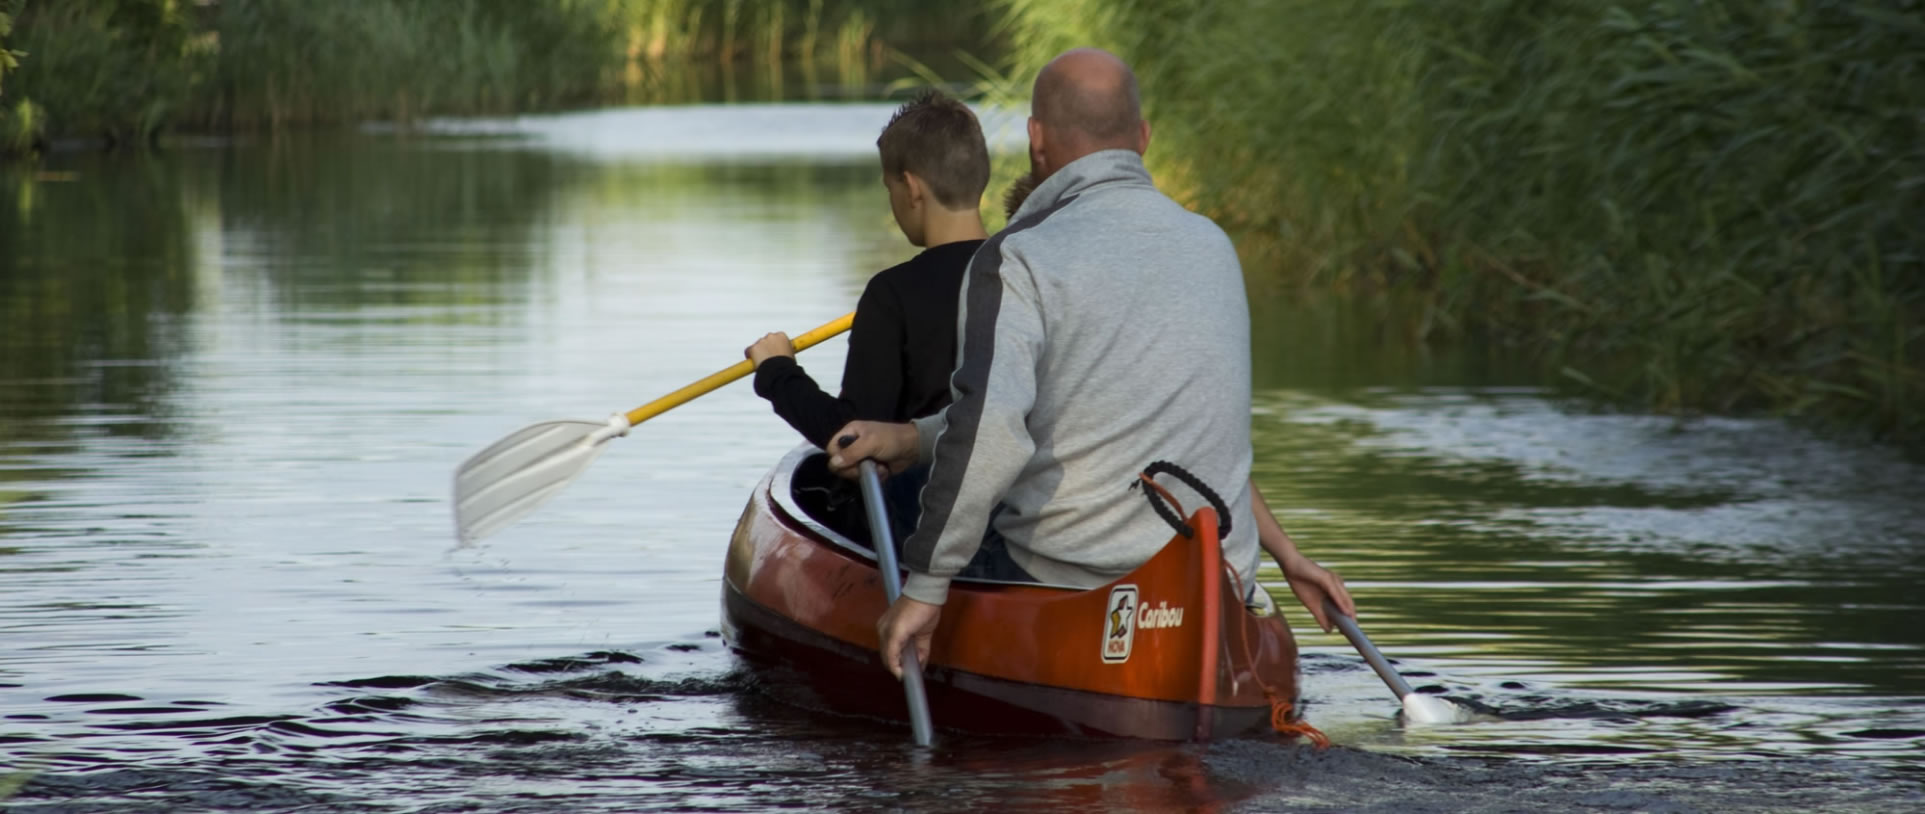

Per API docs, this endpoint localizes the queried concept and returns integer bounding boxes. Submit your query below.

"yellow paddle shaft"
[622,312,855,427]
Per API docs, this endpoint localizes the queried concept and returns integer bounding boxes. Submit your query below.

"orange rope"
[1226,564,1331,749]
[1266,692,1331,748]
[1137,472,1187,521]
[1146,467,1330,747]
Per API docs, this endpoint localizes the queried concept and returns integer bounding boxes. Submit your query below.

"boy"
[744,91,990,449]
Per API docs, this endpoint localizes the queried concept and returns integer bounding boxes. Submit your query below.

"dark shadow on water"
[9,645,1923,812]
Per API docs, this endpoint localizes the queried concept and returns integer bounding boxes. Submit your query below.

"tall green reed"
[999,0,1924,444]
[0,0,994,143]
[3,0,205,148]
[0,1,33,151]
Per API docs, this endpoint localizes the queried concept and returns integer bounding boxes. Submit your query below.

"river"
[2,103,1921,812]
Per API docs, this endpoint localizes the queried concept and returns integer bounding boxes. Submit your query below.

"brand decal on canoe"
[1102,584,1138,664]
[1136,601,1185,629]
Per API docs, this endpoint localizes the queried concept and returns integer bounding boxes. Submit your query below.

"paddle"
[1323,599,1474,725]
[453,312,856,543]
[855,459,936,747]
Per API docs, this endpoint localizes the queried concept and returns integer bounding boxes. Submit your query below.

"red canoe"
[720,447,1307,741]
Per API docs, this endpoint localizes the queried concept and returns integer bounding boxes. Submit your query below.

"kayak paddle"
[453,312,855,543]
[1323,599,1474,725]
[856,459,936,747]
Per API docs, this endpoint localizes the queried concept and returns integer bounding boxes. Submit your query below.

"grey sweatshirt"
[902,149,1258,606]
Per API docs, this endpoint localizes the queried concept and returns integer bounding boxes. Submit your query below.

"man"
[829,48,1354,680]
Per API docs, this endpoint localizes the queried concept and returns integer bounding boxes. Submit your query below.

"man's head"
[1026,48,1150,184]
[876,90,991,247]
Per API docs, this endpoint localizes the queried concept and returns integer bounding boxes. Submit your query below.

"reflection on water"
[2,103,1922,811]
[1258,391,1925,698]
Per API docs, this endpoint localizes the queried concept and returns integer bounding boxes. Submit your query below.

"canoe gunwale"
[765,443,1085,593]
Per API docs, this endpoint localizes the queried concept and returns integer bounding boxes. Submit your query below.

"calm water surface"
[2,105,1922,812]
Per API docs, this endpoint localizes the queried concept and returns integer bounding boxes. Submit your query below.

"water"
[3,104,1922,812]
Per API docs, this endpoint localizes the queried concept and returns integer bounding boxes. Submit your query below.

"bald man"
[831,49,1354,680]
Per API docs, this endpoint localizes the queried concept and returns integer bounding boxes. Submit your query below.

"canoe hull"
[720,448,1301,741]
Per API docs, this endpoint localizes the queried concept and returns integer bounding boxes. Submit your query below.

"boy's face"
[882,169,925,248]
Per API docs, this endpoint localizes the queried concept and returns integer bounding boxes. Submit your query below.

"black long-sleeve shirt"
[752,239,983,448]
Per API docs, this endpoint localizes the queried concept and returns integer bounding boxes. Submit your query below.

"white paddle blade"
[1403,693,1476,726]
[453,419,623,543]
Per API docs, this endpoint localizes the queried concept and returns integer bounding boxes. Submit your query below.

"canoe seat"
[787,452,878,550]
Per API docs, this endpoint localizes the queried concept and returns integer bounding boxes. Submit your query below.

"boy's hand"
[1281,550,1353,633]
[745,332,796,368]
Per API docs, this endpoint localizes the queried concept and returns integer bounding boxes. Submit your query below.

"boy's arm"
[751,282,899,448]
[836,281,906,428]
[1250,480,1355,632]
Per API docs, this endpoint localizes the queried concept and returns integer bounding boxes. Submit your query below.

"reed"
[998,0,1924,444]
[0,2,34,151]
[0,0,996,142]
[2,0,205,147]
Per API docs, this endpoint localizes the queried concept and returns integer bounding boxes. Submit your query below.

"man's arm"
[1251,480,1355,632]
[893,247,1043,607]
[830,244,1045,679]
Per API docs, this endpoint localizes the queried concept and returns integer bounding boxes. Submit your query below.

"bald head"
[1030,48,1146,158]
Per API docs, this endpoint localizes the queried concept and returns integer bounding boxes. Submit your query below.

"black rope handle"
[1132,460,1233,539]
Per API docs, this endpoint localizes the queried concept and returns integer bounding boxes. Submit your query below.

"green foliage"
[1,0,996,141]
[1000,0,1925,444]
[5,0,205,146]
[0,2,40,152]
[204,0,892,127]
[0,6,21,98]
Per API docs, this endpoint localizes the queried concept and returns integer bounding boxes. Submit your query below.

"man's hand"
[1281,550,1353,633]
[876,595,940,680]
[744,332,795,368]
[826,420,919,479]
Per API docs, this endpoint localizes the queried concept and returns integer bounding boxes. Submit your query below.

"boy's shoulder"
[868,240,983,291]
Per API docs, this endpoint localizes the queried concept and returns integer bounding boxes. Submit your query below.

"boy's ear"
[901,171,928,206]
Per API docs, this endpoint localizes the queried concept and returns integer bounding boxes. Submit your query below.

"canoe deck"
[720,446,1302,741]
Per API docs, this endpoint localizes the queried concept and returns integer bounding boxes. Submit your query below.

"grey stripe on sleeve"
[904,198,1077,572]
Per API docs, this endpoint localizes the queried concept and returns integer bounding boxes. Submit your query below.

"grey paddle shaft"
[858,461,935,747]
[1324,599,1415,700]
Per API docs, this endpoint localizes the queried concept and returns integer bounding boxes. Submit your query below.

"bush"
[1000,0,1925,443]
[4,0,204,146]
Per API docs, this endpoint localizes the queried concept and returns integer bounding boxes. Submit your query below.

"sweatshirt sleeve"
[751,279,900,448]
[837,280,906,429]
[751,357,847,449]
[900,240,1042,606]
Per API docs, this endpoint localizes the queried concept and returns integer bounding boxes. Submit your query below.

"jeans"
[878,465,1037,584]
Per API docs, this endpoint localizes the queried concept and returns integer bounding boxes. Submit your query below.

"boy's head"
[876,90,990,246]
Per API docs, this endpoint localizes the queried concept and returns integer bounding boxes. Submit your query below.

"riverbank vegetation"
[5,0,1917,447]
[1001,0,1922,445]
[0,0,994,147]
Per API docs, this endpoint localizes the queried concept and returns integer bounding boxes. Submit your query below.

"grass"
[0,0,999,141]
[997,0,1924,446]
[0,2,31,149]
[2,0,204,148]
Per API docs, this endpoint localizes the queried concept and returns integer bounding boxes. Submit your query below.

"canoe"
[720,445,1306,741]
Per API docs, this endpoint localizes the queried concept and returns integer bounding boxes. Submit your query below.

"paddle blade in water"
[453,417,628,543]
[1403,693,1476,726]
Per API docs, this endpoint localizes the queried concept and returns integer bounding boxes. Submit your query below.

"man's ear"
[1027,116,1047,173]
[1136,119,1152,156]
